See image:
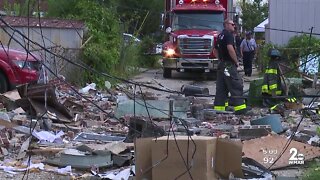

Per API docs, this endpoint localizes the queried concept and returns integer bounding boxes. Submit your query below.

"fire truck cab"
[162,0,231,78]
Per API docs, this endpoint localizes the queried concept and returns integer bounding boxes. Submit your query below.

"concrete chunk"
[251,114,283,133]
[239,125,271,140]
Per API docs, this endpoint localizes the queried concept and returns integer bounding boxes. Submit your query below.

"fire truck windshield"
[172,12,224,31]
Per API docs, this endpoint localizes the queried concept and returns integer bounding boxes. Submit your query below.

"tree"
[3,0,37,16]
[116,0,163,39]
[47,0,78,18]
[46,0,163,85]
[240,0,268,32]
[47,0,121,85]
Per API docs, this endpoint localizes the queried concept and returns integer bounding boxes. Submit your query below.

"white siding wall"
[268,0,320,45]
[0,27,83,50]
[0,27,83,80]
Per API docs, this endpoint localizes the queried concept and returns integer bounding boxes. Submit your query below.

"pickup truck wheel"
[163,68,172,78]
[0,73,8,93]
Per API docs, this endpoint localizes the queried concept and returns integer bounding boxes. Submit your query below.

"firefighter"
[261,48,296,113]
[213,19,249,115]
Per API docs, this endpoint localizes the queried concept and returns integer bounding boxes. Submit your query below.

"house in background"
[266,0,320,46]
[0,16,85,81]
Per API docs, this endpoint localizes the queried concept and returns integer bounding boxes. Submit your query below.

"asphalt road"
[131,67,254,101]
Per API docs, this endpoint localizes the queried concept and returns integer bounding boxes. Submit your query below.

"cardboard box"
[135,138,153,180]
[135,136,243,180]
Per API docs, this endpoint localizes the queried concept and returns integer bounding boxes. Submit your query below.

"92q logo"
[289,148,304,165]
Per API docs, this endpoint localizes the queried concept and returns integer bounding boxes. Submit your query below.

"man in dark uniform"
[213,19,248,115]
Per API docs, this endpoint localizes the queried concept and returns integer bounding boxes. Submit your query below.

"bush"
[137,36,161,68]
[256,43,274,73]
[303,162,320,180]
[286,34,320,75]
[117,43,141,77]
[256,34,320,77]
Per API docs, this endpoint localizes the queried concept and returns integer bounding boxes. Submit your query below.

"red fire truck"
[162,0,233,78]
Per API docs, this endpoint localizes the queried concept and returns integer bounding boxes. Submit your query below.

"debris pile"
[0,79,319,179]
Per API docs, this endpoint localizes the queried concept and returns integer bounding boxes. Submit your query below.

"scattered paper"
[113,168,131,180]
[56,166,72,175]
[0,162,45,174]
[32,131,64,143]
[79,83,96,94]
[94,167,133,180]
[308,135,320,145]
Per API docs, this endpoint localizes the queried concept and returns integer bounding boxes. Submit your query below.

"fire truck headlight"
[165,48,175,57]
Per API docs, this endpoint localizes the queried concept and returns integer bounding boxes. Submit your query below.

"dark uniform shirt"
[215,29,235,62]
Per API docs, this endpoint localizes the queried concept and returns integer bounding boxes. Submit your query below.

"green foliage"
[138,37,160,68]
[257,34,320,77]
[303,162,320,180]
[287,34,320,57]
[257,43,300,77]
[46,0,162,87]
[3,0,36,16]
[117,0,164,41]
[256,43,274,73]
[77,1,121,86]
[47,0,78,18]
[47,0,121,87]
[286,34,320,75]
[240,0,268,32]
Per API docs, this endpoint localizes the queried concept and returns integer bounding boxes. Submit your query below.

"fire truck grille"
[178,37,213,55]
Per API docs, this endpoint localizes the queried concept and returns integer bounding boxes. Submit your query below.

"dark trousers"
[243,51,254,76]
[214,61,246,112]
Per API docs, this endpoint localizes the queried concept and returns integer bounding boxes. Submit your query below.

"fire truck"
[161,0,233,78]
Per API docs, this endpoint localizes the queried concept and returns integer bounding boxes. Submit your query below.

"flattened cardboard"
[135,136,243,180]
[215,138,244,178]
[243,135,320,169]
[135,138,153,180]
[152,136,216,180]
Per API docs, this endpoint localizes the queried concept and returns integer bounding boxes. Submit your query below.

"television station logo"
[288,148,304,165]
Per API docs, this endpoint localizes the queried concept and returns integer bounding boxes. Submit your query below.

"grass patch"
[302,161,320,180]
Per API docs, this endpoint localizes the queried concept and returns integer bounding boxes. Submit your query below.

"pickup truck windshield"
[172,12,224,31]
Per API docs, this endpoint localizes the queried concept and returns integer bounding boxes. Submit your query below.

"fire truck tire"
[0,73,8,93]
[163,68,172,78]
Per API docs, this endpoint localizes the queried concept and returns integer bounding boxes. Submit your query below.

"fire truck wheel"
[163,68,172,78]
[0,73,8,93]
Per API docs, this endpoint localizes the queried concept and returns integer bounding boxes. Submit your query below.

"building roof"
[0,16,85,29]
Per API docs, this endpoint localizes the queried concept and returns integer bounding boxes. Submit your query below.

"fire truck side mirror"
[166,27,172,34]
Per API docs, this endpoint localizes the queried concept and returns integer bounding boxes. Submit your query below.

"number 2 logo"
[289,148,304,161]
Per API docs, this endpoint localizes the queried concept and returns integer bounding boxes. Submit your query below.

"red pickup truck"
[0,47,43,93]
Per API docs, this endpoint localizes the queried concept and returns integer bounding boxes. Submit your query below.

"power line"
[0,16,196,179]
[2,13,320,178]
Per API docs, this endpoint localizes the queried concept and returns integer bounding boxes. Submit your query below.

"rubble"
[242,135,320,169]
[45,149,113,169]
[0,77,318,180]
[251,114,284,133]
[238,125,272,140]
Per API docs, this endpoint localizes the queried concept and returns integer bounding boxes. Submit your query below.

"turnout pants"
[243,51,254,76]
[214,61,246,113]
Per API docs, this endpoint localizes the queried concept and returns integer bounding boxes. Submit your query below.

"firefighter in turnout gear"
[213,19,249,115]
[261,48,297,113]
